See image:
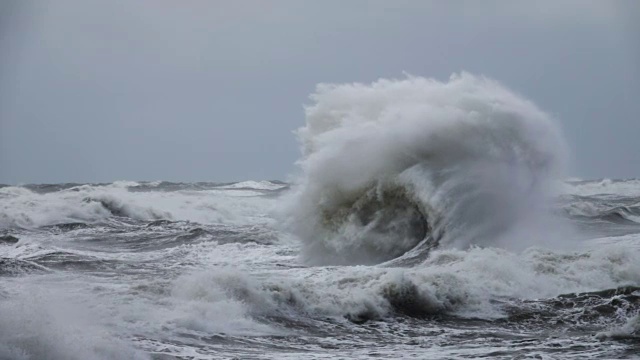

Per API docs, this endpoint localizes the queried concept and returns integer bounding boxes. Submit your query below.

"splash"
[281,73,567,265]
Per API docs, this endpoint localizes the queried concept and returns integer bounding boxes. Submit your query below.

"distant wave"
[564,178,640,197]
[0,181,283,229]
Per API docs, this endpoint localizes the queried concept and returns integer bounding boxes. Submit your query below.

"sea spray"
[281,73,567,265]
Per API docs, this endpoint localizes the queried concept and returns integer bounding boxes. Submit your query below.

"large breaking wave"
[281,73,567,265]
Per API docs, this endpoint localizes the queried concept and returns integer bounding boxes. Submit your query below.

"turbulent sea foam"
[281,73,567,265]
[0,74,638,359]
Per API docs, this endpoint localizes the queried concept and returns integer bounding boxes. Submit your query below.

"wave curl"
[281,73,567,265]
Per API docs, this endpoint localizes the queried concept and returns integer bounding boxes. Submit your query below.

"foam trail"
[281,73,567,265]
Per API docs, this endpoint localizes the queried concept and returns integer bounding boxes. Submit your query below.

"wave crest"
[281,73,567,265]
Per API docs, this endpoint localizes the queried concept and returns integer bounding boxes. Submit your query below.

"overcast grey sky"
[1,0,638,184]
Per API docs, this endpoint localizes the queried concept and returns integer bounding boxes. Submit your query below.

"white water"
[0,74,638,358]
[1,179,639,359]
[281,73,568,265]
[0,182,277,229]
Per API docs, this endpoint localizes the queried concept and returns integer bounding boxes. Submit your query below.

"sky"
[0,0,638,184]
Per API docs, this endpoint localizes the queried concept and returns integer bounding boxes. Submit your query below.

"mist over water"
[0,74,639,359]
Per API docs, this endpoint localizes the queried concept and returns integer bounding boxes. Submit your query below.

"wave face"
[281,73,567,265]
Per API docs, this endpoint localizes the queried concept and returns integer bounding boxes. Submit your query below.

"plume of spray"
[280,73,568,265]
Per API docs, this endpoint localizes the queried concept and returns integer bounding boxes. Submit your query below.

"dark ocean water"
[0,179,639,359]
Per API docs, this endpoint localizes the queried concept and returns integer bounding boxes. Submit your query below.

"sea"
[1,74,638,359]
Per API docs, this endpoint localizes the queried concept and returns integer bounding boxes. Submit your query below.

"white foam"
[111,180,142,188]
[0,182,276,228]
[217,243,640,321]
[151,233,639,324]
[0,279,149,360]
[280,73,567,265]
[596,314,640,340]
[564,179,640,197]
[218,181,287,191]
[168,270,281,335]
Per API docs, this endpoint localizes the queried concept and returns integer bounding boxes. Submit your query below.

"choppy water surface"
[0,179,638,359]
[1,75,639,359]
